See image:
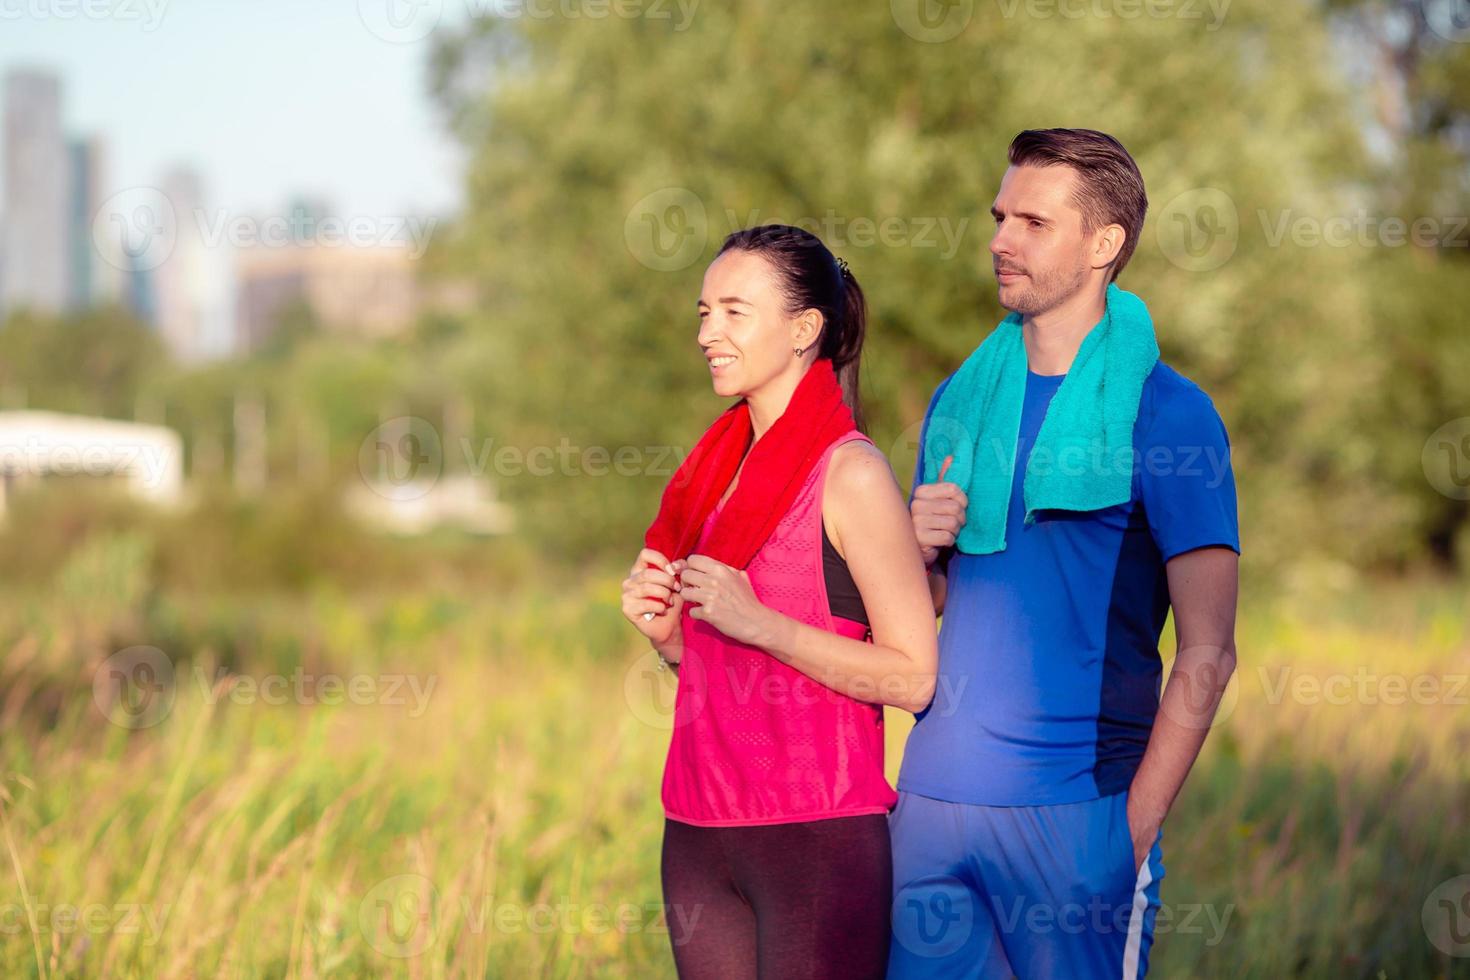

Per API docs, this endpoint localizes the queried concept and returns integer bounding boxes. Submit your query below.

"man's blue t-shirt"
[900,361,1240,807]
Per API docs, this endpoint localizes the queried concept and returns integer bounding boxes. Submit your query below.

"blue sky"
[0,0,468,220]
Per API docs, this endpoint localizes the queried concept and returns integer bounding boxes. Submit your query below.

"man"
[889,129,1240,978]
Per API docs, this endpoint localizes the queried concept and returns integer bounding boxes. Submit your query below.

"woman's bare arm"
[755,441,939,713]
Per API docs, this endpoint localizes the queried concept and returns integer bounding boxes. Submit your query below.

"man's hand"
[910,455,967,567]
[1127,792,1164,873]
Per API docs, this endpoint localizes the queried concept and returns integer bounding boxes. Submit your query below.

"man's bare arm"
[1126,545,1239,869]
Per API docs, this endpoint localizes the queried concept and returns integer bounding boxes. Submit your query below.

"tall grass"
[0,572,1466,977]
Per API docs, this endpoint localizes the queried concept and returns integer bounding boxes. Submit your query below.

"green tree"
[0,304,167,417]
[431,0,1419,582]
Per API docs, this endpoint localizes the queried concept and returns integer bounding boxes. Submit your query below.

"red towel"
[644,357,857,572]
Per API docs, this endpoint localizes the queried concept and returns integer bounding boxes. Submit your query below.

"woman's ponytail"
[827,263,866,433]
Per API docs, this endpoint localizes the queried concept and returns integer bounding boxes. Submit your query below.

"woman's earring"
[793,345,806,357]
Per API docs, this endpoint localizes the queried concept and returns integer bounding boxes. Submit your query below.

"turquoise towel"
[920,282,1160,555]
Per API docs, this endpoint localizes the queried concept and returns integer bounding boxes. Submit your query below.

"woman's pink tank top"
[661,431,899,827]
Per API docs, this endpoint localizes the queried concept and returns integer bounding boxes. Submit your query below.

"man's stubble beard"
[998,260,1089,318]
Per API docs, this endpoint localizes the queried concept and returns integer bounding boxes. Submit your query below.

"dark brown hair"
[1007,128,1148,282]
[715,224,867,432]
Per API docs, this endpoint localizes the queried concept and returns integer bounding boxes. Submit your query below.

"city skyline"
[0,58,461,361]
[0,2,465,221]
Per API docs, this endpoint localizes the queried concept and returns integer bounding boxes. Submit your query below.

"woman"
[620,224,938,979]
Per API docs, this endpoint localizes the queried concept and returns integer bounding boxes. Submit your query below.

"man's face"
[988,164,1093,316]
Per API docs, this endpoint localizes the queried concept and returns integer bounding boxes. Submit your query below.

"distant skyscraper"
[125,251,157,328]
[67,140,92,309]
[2,70,70,318]
[67,135,118,311]
[153,166,212,361]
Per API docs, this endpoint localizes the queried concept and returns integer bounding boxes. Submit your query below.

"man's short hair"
[1007,128,1148,282]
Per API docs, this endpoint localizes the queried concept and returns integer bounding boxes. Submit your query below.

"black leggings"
[660,814,892,980]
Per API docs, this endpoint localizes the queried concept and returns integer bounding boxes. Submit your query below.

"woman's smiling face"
[697,249,814,399]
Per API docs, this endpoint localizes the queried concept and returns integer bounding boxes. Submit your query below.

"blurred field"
[0,557,1467,978]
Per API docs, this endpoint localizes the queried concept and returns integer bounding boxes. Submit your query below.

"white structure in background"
[0,411,184,519]
[344,474,515,536]
[2,70,70,316]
